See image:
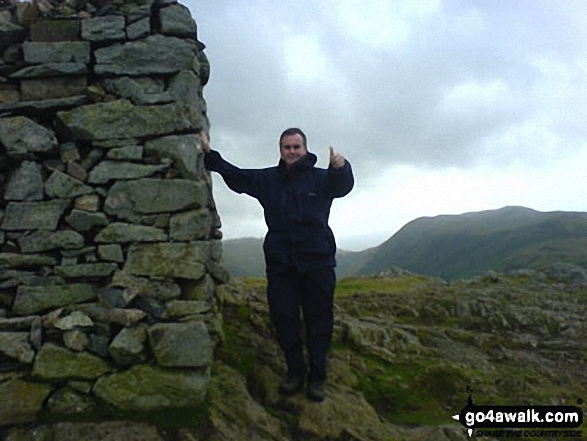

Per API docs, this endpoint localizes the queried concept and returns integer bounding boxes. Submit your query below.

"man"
[201,128,354,401]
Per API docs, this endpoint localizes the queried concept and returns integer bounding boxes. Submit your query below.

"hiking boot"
[306,380,325,402]
[279,374,305,396]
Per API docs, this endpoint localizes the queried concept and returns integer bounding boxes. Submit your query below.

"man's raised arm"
[199,131,259,197]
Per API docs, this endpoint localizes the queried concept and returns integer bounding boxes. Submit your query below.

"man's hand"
[329,146,345,169]
[200,131,211,153]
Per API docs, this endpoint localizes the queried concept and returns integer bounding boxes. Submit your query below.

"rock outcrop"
[0,0,223,430]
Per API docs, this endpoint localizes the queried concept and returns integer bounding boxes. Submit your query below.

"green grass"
[237,277,267,291]
[233,272,587,432]
[237,274,437,299]
[346,352,464,426]
[335,274,436,297]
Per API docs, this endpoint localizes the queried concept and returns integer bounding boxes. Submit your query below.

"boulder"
[70,304,147,326]
[46,387,97,416]
[144,134,204,180]
[0,253,56,270]
[104,178,208,219]
[548,262,587,285]
[208,362,287,441]
[81,15,125,42]
[21,77,88,101]
[23,41,91,64]
[159,4,196,38]
[1,199,70,231]
[94,34,197,76]
[32,343,113,380]
[63,330,90,352]
[11,63,87,79]
[0,379,53,426]
[93,364,209,411]
[95,223,167,243]
[0,96,88,116]
[53,311,93,331]
[88,161,168,184]
[126,17,150,40]
[18,230,85,253]
[54,263,118,278]
[56,100,201,141]
[170,208,212,241]
[168,70,204,111]
[4,161,44,201]
[73,194,101,212]
[106,145,143,160]
[0,332,36,364]
[13,284,98,315]
[97,244,124,262]
[109,270,182,300]
[109,324,148,366]
[297,385,400,440]
[0,116,58,158]
[103,76,165,99]
[65,210,109,232]
[124,242,208,280]
[45,170,94,199]
[183,274,216,301]
[163,300,211,318]
[147,321,213,368]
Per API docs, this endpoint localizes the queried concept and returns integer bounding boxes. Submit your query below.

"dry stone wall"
[0,0,226,429]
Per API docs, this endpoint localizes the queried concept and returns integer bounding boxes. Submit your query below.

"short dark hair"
[279,128,307,147]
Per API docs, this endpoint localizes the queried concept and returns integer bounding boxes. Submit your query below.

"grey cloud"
[187,0,587,180]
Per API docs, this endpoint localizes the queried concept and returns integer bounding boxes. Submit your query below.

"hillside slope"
[354,206,587,280]
[221,237,266,277]
[220,207,587,281]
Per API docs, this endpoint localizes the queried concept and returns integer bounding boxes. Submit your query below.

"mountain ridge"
[220,206,587,280]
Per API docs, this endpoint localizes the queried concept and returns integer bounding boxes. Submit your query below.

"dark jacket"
[205,150,354,272]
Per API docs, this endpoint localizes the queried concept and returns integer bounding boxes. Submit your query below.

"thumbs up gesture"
[329,146,345,169]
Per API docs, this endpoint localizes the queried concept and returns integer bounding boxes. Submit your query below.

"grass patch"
[335,274,435,298]
[237,277,267,291]
[238,274,438,299]
[347,352,460,426]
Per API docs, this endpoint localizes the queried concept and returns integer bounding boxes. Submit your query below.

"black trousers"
[266,266,335,382]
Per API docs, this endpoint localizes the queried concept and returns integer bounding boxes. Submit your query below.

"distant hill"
[220,206,587,280]
[354,206,587,280]
[220,237,266,277]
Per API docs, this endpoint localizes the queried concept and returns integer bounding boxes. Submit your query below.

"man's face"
[280,134,307,167]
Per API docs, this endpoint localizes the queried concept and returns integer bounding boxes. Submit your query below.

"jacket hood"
[278,152,317,174]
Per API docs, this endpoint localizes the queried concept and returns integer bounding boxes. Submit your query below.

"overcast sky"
[183,0,587,251]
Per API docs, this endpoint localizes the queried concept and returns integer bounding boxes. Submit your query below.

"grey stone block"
[5,161,44,201]
[23,41,91,64]
[94,34,197,76]
[2,200,70,231]
[159,3,196,38]
[81,15,126,42]
[0,116,58,158]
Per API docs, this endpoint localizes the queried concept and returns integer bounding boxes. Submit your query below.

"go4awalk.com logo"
[452,387,584,438]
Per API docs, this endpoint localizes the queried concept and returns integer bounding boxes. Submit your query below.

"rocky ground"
[2,265,586,440]
[206,265,586,441]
